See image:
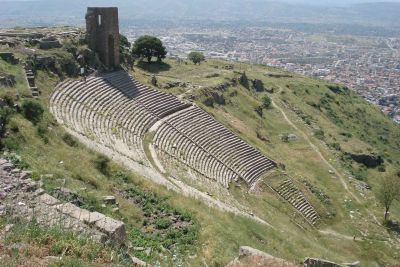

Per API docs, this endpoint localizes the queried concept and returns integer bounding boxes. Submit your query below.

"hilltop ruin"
[86,7,120,68]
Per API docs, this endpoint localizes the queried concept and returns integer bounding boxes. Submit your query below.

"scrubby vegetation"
[21,100,44,124]
[0,219,128,266]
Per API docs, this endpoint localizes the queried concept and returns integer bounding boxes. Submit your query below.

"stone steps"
[274,179,320,225]
[50,77,153,164]
[154,106,276,187]
[24,64,39,98]
[103,70,190,118]
[50,70,277,189]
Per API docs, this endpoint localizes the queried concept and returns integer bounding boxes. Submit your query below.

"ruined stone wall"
[0,158,126,246]
[86,7,120,67]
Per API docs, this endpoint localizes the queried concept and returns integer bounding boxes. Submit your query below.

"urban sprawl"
[125,26,400,123]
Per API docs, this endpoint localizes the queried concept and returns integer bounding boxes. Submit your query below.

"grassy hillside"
[1,45,400,266]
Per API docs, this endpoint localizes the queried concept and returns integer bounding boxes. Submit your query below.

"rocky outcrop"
[163,81,188,89]
[304,258,359,267]
[203,91,226,107]
[38,36,62,50]
[0,52,19,64]
[252,79,265,92]
[304,258,340,267]
[0,73,16,87]
[345,153,384,168]
[226,246,298,267]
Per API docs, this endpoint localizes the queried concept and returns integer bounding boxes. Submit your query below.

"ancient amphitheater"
[50,70,320,225]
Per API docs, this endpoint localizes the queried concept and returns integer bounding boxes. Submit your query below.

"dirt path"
[319,229,362,241]
[271,89,360,203]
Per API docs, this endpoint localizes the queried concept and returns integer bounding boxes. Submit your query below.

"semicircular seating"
[50,70,276,187]
[50,76,159,165]
[153,106,277,187]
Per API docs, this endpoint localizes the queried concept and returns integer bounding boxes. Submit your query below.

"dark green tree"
[261,95,272,109]
[120,34,135,69]
[188,52,205,65]
[239,72,249,89]
[132,35,167,63]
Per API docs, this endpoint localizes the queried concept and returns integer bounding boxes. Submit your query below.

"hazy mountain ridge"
[0,0,400,28]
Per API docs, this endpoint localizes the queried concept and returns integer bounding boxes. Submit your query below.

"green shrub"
[154,218,172,230]
[37,123,49,143]
[314,129,325,140]
[281,134,289,143]
[3,133,25,150]
[254,106,263,117]
[21,100,44,124]
[62,133,78,147]
[378,165,386,172]
[112,172,129,183]
[92,155,110,175]
[329,142,341,151]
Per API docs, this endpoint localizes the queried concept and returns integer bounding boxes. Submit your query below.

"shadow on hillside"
[136,61,171,73]
[386,220,400,234]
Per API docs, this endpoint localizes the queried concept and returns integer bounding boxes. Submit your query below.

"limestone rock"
[20,171,31,180]
[38,193,61,206]
[84,211,106,224]
[95,216,126,245]
[239,246,274,258]
[5,224,14,232]
[1,163,14,171]
[130,256,148,267]
[226,246,298,267]
[304,257,341,267]
[103,195,116,204]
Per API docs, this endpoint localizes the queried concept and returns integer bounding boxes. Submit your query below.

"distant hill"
[0,0,400,28]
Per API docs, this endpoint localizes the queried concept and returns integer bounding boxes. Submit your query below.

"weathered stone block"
[95,216,126,245]
[103,195,116,204]
[304,257,341,267]
[82,211,105,224]
[130,256,147,267]
[38,193,60,206]
[56,203,90,221]
[239,246,274,259]
[20,171,31,180]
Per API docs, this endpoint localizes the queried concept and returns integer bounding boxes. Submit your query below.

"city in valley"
[125,24,400,123]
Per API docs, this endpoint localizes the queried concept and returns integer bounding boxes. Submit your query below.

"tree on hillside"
[120,34,135,69]
[188,52,205,65]
[132,36,167,63]
[239,72,249,89]
[377,173,400,223]
[261,95,272,109]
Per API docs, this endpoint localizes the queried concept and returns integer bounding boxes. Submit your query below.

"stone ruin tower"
[86,7,120,68]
